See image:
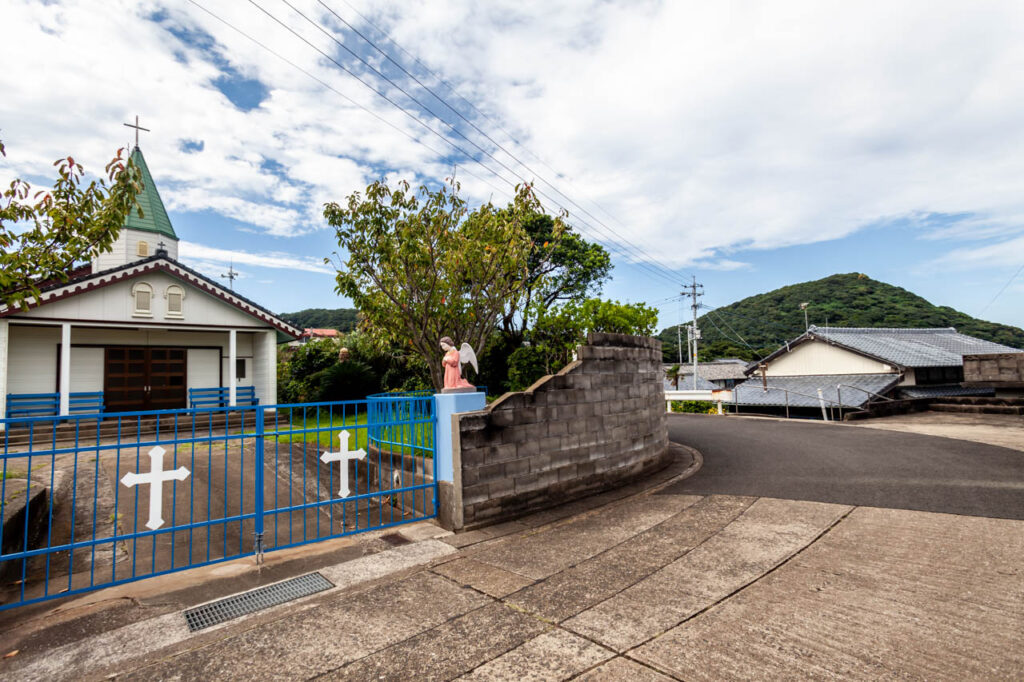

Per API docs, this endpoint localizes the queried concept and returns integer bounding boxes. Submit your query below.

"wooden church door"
[104,347,187,412]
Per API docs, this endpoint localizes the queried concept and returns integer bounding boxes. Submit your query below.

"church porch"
[0,321,278,421]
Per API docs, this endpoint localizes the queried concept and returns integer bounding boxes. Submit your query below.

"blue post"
[433,391,486,483]
[253,406,265,561]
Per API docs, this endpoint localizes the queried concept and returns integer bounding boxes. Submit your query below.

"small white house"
[732,325,1023,410]
[0,146,300,421]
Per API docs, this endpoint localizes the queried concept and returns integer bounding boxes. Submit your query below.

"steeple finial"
[123,115,150,148]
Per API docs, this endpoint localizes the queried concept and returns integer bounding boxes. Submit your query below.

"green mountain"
[279,307,359,332]
[659,273,1024,363]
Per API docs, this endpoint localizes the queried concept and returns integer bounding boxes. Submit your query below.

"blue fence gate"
[0,395,436,611]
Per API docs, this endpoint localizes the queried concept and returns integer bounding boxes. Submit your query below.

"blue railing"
[6,392,105,421]
[188,386,259,408]
[0,397,437,611]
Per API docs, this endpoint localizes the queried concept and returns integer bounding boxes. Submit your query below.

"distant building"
[666,359,748,390]
[730,326,1023,413]
[288,328,342,347]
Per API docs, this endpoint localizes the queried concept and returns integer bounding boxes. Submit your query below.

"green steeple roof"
[124,146,177,239]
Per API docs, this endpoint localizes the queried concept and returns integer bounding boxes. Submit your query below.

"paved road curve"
[664,414,1024,520]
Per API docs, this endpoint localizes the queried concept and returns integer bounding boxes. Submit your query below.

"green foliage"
[280,307,359,332]
[278,339,338,402]
[343,329,432,393]
[502,213,612,335]
[307,360,380,402]
[325,178,563,390]
[670,400,717,414]
[658,273,1024,361]
[508,298,660,390]
[0,140,142,310]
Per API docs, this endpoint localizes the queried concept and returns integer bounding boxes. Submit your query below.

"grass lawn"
[264,411,433,454]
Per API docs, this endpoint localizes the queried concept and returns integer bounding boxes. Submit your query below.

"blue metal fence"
[0,396,437,611]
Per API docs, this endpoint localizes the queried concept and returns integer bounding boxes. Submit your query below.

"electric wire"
[978,263,1024,316]
[184,0,512,203]
[316,0,689,284]
[273,0,685,286]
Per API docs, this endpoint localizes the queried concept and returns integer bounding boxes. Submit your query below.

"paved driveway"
[664,414,1024,520]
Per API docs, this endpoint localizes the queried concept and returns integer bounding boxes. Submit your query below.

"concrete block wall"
[964,353,1024,388]
[448,332,670,530]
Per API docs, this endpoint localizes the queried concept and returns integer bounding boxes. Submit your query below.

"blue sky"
[2,0,1024,337]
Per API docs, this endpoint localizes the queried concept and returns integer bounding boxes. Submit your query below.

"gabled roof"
[124,147,176,240]
[679,361,749,381]
[753,325,1022,373]
[733,373,900,408]
[303,328,340,338]
[1,255,300,340]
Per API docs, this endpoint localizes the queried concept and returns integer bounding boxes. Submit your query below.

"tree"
[508,298,660,390]
[325,179,564,390]
[0,139,142,310]
[500,213,612,337]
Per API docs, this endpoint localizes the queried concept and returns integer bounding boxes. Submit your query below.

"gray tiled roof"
[732,373,900,408]
[680,362,749,381]
[808,326,1022,368]
[664,375,718,391]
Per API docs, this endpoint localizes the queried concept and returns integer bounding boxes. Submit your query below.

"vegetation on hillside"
[659,273,1024,362]
[279,307,359,332]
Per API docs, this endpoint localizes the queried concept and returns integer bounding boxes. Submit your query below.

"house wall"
[765,339,895,377]
[92,230,179,272]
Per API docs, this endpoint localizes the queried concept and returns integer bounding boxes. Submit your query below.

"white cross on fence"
[320,431,367,498]
[120,445,190,530]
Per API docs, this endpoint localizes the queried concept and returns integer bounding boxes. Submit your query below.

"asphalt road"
[663,414,1024,520]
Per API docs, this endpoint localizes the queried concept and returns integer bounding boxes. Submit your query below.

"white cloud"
[178,240,333,274]
[1,0,1023,276]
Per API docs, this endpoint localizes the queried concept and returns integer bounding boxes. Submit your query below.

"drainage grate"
[183,572,334,632]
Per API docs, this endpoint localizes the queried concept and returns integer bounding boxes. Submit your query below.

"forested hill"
[658,273,1024,362]
[279,307,359,332]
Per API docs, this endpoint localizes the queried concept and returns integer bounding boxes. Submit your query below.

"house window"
[165,285,184,318]
[131,282,153,317]
[137,241,149,257]
[236,358,246,379]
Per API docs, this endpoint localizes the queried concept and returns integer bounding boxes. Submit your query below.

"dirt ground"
[850,411,1024,452]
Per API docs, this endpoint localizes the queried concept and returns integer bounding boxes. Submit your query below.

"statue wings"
[458,343,479,375]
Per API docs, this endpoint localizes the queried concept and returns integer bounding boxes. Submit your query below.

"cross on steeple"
[123,115,150,148]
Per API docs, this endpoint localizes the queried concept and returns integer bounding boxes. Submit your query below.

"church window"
[132,282,153,317]
[137,241,149,257]
[165,285,185,318]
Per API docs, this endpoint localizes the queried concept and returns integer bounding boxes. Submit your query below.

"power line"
[318,0,691,284]
[274,0,685,286]
[184,0,511,202]
[979,263,1024,317]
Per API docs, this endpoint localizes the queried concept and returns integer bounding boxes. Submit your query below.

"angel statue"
[440,336,478,391]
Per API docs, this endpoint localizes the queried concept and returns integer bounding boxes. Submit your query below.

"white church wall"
[92,230,179,272]
[25,272,265,329]
[252,330,277,404]
[69,348,104,392]
[187,348,220,391]
[8,326,59,394]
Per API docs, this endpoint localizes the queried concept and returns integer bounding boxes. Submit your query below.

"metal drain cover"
[183,572,334,632]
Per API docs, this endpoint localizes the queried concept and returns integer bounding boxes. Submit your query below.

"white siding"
[24,271,267,328]
[222,357,254,388]
[252,330,277,404]
[187,348,221,391]
[92,230,178,271]
[8,326,59,394]
[765,339,895,377]
[69,347,104,392]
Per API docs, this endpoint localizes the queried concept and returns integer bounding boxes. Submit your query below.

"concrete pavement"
[2,438,1022,680]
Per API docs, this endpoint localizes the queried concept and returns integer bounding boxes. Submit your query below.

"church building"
[0,145,300,420]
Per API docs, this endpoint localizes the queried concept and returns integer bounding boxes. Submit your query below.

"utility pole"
[686,276,704,390]
[676,299,684,365]
[800,302,809,331]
